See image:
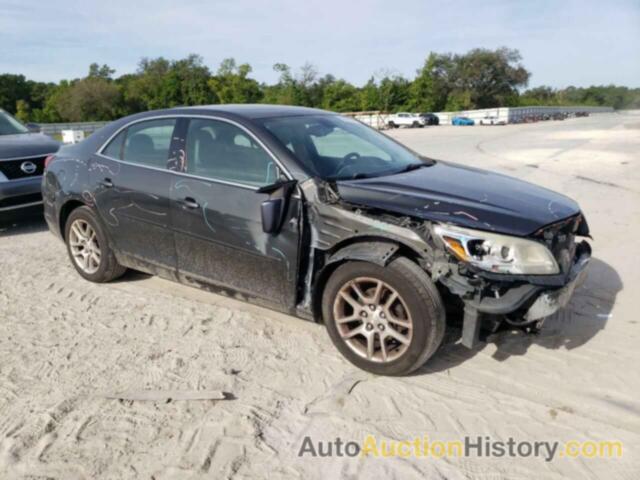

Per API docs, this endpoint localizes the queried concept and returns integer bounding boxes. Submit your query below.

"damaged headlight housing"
[434,225,559,275]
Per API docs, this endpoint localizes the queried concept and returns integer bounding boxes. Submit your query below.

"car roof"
[144,104,334,120]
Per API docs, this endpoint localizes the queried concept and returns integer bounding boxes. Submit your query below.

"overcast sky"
[1,0,638,88]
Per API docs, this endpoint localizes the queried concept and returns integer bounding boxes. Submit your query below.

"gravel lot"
[1,112,639,479]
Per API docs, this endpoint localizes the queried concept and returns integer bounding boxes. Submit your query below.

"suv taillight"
[44,155,55,169]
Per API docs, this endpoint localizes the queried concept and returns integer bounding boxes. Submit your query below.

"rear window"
[102,119,176,168]
[102,130,125,159]
[122,119,176,168]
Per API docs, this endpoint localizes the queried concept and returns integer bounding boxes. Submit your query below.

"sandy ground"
[1,112,639,479]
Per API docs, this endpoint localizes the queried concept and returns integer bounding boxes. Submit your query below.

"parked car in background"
[418,112,440,125]
[452,116,475,126]
[387,112,425,128]
[0,109,59,221]
[478,115,506,126]
[43,105,591,376]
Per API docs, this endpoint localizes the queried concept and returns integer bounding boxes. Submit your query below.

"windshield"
[0,110,29,136]
[260,115,427,180]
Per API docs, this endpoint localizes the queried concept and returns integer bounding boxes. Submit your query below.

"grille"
[534,214,582,274]
[0,156,46,180]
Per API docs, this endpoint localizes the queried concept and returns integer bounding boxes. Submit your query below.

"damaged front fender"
[325,241,400,268]
[297,179,440,319]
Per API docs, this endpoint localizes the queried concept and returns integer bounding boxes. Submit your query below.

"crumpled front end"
[431,214,591,347]
[300,178,591,349]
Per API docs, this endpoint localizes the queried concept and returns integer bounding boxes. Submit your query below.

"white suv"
[387,112,425,128]
[479,115,506,126]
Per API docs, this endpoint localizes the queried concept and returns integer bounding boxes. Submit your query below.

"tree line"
[1,48,638,123]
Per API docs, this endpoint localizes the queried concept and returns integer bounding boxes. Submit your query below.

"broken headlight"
[434,225,559,275]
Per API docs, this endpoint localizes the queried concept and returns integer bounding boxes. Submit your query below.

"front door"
[170,117,300,308]
[91,118,178,274]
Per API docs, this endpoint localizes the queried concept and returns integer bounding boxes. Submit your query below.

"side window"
[185,118,278,187]
[102,130,126,159]
[121,119,176,168]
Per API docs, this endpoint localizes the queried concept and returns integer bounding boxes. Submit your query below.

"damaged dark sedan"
[42,105,591,375]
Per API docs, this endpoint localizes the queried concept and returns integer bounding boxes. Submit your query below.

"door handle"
[100,178,113,188]
[181,197,200,209]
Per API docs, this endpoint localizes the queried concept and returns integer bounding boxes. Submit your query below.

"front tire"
[322,257,445,375]
[65,206,126,283]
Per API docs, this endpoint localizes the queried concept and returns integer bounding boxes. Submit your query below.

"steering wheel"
[334,152,362,177]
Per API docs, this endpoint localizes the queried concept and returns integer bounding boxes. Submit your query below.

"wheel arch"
[58,199,89,240]
[310,235,427,323]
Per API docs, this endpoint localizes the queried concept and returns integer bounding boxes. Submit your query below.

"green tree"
[520,85,640,109]
[3,49,638,124]
[54,77,121,121]
[35,81,71,123]
[15,100,30,122]
[263,63,319,106]
[409,48,530,111]
[0,74,30,113]
[115,73,145,116]
[162,54,216,107]
[321,79,360,112]
[121,55,216,111]
[124,57,171,110]
[208,58,262,104]
[25,81,57,121]
[409,52,454,112]
[88,63,115,80]
[377,74,410,112]
[520,86,557,105]
[358,77,380,111]
[263,63,296,105]
[455,47,530,108]
[445,90,473,111]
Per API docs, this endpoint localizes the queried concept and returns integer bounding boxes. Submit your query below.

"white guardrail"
[36,105,615,139]
[350,106,614,128]
[36,121,109,136]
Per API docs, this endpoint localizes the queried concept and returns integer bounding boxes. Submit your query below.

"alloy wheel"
[69,219,101,274]
[333,277,413,363]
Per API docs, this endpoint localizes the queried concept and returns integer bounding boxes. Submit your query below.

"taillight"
[44,155,55,169]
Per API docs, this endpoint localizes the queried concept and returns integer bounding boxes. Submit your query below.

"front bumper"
[459,240,591,347]
[0,175,43,213]
[523,248,590,321]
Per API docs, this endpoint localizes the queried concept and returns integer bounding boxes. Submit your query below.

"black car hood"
[336,161,581,236]
[0,133,60,159]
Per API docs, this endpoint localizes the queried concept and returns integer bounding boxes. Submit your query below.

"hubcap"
[333,277,413,363]
[69,219,101,274]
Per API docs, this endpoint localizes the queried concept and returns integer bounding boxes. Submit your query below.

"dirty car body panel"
[43,105,591,368]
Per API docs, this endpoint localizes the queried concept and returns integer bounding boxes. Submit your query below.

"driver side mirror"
[257,179,297,234]
[260,198,284,234]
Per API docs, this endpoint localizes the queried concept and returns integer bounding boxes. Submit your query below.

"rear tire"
[64,206,126,283]
[322,257,446,376]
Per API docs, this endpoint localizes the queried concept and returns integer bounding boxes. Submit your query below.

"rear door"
[170,117,300,308]
[92,118,179,274]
